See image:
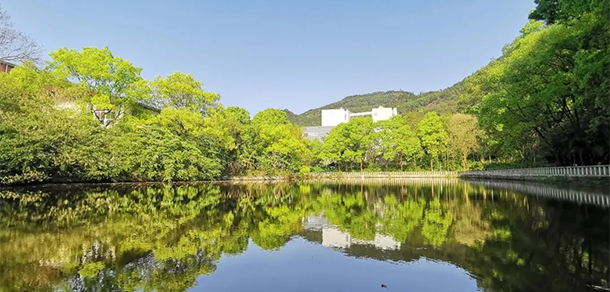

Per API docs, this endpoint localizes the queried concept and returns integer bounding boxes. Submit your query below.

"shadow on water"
[0,180,608,291]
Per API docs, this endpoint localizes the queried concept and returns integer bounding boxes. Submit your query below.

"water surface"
[0,179,608,291]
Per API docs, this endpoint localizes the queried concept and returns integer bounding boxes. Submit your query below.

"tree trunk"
[360,159,363,171]
[445,149,449,171]
[400,154,404,172]
[462,150,468,170]
[430,157,433,171]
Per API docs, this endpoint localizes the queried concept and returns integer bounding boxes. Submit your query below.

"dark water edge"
[3,173,608,190]
[1,180,608,292]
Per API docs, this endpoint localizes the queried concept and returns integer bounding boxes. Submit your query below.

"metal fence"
[312,165,610,178]
[461,165,610,178]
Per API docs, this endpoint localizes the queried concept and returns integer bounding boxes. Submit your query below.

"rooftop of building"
[0,59,18,67]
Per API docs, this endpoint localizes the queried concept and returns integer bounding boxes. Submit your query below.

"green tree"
[223,106,251,175]
[377,116,422,171]
[475,15,609,165]
[417,112,448,171]
[529,0,609,25]
[146,72,219,113]
[225,106,251,124]
[241,109,309,174]
[49,46,143,126]
[307,138,324,171]
[0,66,108,184]
[321,118,375,171]
[107,106,236,182]
[447,114,482,170]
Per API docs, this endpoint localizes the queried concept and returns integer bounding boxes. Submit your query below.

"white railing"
[461,165,610,178]
[467,180,609,207]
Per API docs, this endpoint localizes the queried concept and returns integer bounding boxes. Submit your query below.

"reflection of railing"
[464,180,610,207]
[461,165,610,178]
[303,178,460,186]
[312,171,459,178]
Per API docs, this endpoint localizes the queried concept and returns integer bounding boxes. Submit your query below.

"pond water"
[0,179,608,292]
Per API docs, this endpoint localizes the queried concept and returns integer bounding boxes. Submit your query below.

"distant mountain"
[284,81,465,126]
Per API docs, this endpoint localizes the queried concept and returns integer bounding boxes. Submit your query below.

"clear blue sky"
[2,0,535,115]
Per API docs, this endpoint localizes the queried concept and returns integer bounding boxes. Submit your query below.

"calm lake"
[0,179,608,292]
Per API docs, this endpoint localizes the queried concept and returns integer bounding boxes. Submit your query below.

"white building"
[321,106,397,127]
[371,106,398,123]
[304,106,398,141]
[321,108,352,126]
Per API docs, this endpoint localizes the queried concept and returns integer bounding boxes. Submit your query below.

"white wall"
[321,108,350,126]
[371,106,397,123]
[320,106,397,126]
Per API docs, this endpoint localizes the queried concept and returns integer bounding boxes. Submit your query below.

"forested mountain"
[285,81,464,126]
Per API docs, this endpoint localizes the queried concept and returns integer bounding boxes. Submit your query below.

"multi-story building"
[303,106,398,141]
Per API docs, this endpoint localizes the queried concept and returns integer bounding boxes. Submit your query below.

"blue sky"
[2,0,535,115]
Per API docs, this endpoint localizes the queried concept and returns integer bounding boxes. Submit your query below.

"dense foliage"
[0,49,246,184]
[459,0,609,165]
[0,48,481,184]
[313,112,481,172]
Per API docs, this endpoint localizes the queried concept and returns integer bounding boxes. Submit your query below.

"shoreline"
[1,173,608,189]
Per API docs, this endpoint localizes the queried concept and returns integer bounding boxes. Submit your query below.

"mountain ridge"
[284,80,465,126]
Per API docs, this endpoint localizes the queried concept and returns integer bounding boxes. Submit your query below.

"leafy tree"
[475,14,609,165]
[447,114,482,170]
[107,106,235,182]
[48,46,143,126]
[417,112,448,171]
[377,116,422,170]
[241,109,309,174]
[146,72,219,113]
[529,0,609,25]
[222,106,251,175]
[307,139,324,170]
[0,47,243,184]
[225,106,251,124]
[321,118,375,171]
[0,67,108,184]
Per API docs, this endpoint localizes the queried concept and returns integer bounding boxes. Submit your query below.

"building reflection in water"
[303,214,401,251]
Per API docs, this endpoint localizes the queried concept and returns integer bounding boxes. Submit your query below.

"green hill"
[285,81,465,126]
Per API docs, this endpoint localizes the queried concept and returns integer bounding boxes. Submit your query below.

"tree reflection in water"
[0,181,607,292]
